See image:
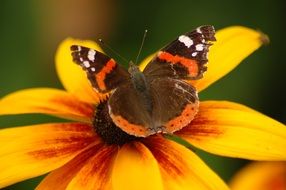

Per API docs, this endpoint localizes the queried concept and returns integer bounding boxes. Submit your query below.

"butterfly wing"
[71,45,129,93]
[108,81,156,137]
[143,25,216,80]
[109,77,199,137]
[150,77,199,133]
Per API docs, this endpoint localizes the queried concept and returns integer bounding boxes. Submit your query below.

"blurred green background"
[0,0,285,189]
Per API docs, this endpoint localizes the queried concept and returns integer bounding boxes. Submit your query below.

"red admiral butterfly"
[71,25,216,137]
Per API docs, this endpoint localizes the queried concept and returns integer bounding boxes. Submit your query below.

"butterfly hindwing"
[108,81,156,137]
[150,77,199,133]
[71,45,129,93]
[143,25,216,80]
[108,76,199,137]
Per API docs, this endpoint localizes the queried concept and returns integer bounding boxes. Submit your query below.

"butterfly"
[71,25,216,137]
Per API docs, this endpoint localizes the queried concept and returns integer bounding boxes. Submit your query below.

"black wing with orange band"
[143,25,216,81]
[71,45,129,93]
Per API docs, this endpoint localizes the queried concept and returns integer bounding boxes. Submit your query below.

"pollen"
[93,101,139,145]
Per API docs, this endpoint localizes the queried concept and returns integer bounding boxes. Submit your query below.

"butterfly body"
[71,25,216,137]
[128,62,150,96]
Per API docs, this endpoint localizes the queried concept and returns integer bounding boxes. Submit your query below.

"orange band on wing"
[158,51,199,77]
[96,59,116,91]
[110,114,151,137]
[164,102,199,133]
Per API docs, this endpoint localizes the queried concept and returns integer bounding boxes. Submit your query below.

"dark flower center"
[93,101,139,145]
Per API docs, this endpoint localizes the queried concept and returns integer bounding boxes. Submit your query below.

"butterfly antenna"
[135,29,148,64]
[98,39,129,64]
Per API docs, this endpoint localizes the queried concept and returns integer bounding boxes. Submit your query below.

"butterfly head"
[128,61,141,75]
[127,61,149,93]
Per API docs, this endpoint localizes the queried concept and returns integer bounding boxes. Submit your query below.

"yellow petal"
[139,53,155,71]
[0,123,97,188]
[66,145,117,190]
[112,142,164,190]
[37,144,117,190]
[229,162,286,190]
[143,136,229,190]
[176,101,286,160]
[191,26,268,92]
[56,38,107,104]
[0,88,94,123]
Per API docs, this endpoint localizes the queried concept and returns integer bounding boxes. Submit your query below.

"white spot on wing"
[88,50,96,61]
[77,46,82,51]
[83,61,90,68]
[192,52,198,57]
[196,28,202,34]
[178,35,193,48]
[195,44,204,51]
[91,67,96,72]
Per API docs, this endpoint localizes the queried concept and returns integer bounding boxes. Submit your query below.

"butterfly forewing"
[71,45,129,93]
[143,25,216,80]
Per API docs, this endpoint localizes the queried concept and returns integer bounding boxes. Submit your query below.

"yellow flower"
[0,26,285,190]
[229,162,286,190]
